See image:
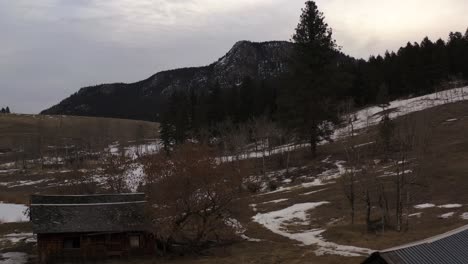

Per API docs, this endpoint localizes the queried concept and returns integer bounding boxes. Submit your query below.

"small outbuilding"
[362,225,468,264]
[30,193,155,263]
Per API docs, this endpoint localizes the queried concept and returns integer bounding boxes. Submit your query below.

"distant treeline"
[352,32,468,105]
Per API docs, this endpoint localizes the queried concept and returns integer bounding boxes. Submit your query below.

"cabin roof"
[363,225,468,264]
[30,193,149,234]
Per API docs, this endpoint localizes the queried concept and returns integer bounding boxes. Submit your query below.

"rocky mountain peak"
[41,40,294,121]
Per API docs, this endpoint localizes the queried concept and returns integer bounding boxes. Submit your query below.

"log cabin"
[30,193,155,263]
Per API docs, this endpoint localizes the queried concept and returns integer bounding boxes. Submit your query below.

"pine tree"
[5,107,10,114]
[207,82,224,127]
[379,113,395,154]
[278,0,342,157]
[0,108,5,114]
[159,114,175,155]
[376,83,390,108]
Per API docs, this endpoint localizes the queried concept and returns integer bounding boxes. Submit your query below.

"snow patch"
[0,233,35,244]
[257,161,346,196]
[378,169,413,178]
[438,204,462,209]
[414,203,436,209]
[0,252,28,264]
[0,203,28,223]
[353,142,375,148]
[301,189,327,196]
[124,164,145,192]
[4,179,53,188]
[220,143,301,162]
[108,140,161,159]
[262,199,289,204]
[461,213,468,220]
[252,202,373,256]
[439,212,455,219]
[225,218,262,242]
[408,212,422,218]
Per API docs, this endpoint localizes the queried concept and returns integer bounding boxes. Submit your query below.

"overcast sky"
[1,0,467,114]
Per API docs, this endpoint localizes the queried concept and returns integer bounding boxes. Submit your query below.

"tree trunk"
[365,191,372,232]
[310,135,317,157]
[396,175,402,232]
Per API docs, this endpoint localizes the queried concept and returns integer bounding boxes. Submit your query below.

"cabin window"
[129,235,140,248]
[63,237,81,249]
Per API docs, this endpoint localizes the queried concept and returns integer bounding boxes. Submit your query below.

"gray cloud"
[0,0,467,113]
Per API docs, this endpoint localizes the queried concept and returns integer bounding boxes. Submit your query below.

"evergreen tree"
[5,107,10,114]
[159,113,176,155]
[171,92,190,144]
[447,31,465,78]
[206,82,224,127]
[278,0,342,156]
[0,108,5,114]
[376,83,390,108]
[379,113,395,154]
[159,92,191,152]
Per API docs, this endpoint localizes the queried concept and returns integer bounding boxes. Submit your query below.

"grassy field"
[2,101,468,264]
[0,114,159,161]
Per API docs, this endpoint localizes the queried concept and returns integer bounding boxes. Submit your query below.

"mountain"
[41,41,294,121]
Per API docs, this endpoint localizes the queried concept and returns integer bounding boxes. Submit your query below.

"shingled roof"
[30,193,149,234]
[363,225,468,264]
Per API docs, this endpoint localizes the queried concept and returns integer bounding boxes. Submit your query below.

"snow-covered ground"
[252,202,373,257]
[439,212,455,219]
[0,203,28,223]
[408,212,422,218]
[414,203,464,209]
[0,163,15,170]
[461,213,468,220]
[301,188,327,196]
[377,169,413,178]
[220,143,305,162]
[0,179,53,188]
[0,252,28,264]
[124,164,145,192]
[438,204,463,209]
[414,203,436,209]
[225,218,262,242]
[0,233,35,244]
[333,86,468,139]
[257,160,346,196]
[108,140,161,159]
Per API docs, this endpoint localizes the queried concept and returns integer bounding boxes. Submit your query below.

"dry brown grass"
[0,191,30,205]
[0,114,159,161]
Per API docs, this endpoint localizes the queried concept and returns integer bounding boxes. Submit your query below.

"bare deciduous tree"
[143,144,241,252]
[249,116,276,178]
[99,146,132,193]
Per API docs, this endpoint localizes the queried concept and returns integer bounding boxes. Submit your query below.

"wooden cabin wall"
[37,232,155,263]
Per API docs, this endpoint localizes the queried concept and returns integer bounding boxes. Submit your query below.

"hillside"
[0,114,159,164]
[40,41,293,121]
[2,88,468,263]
